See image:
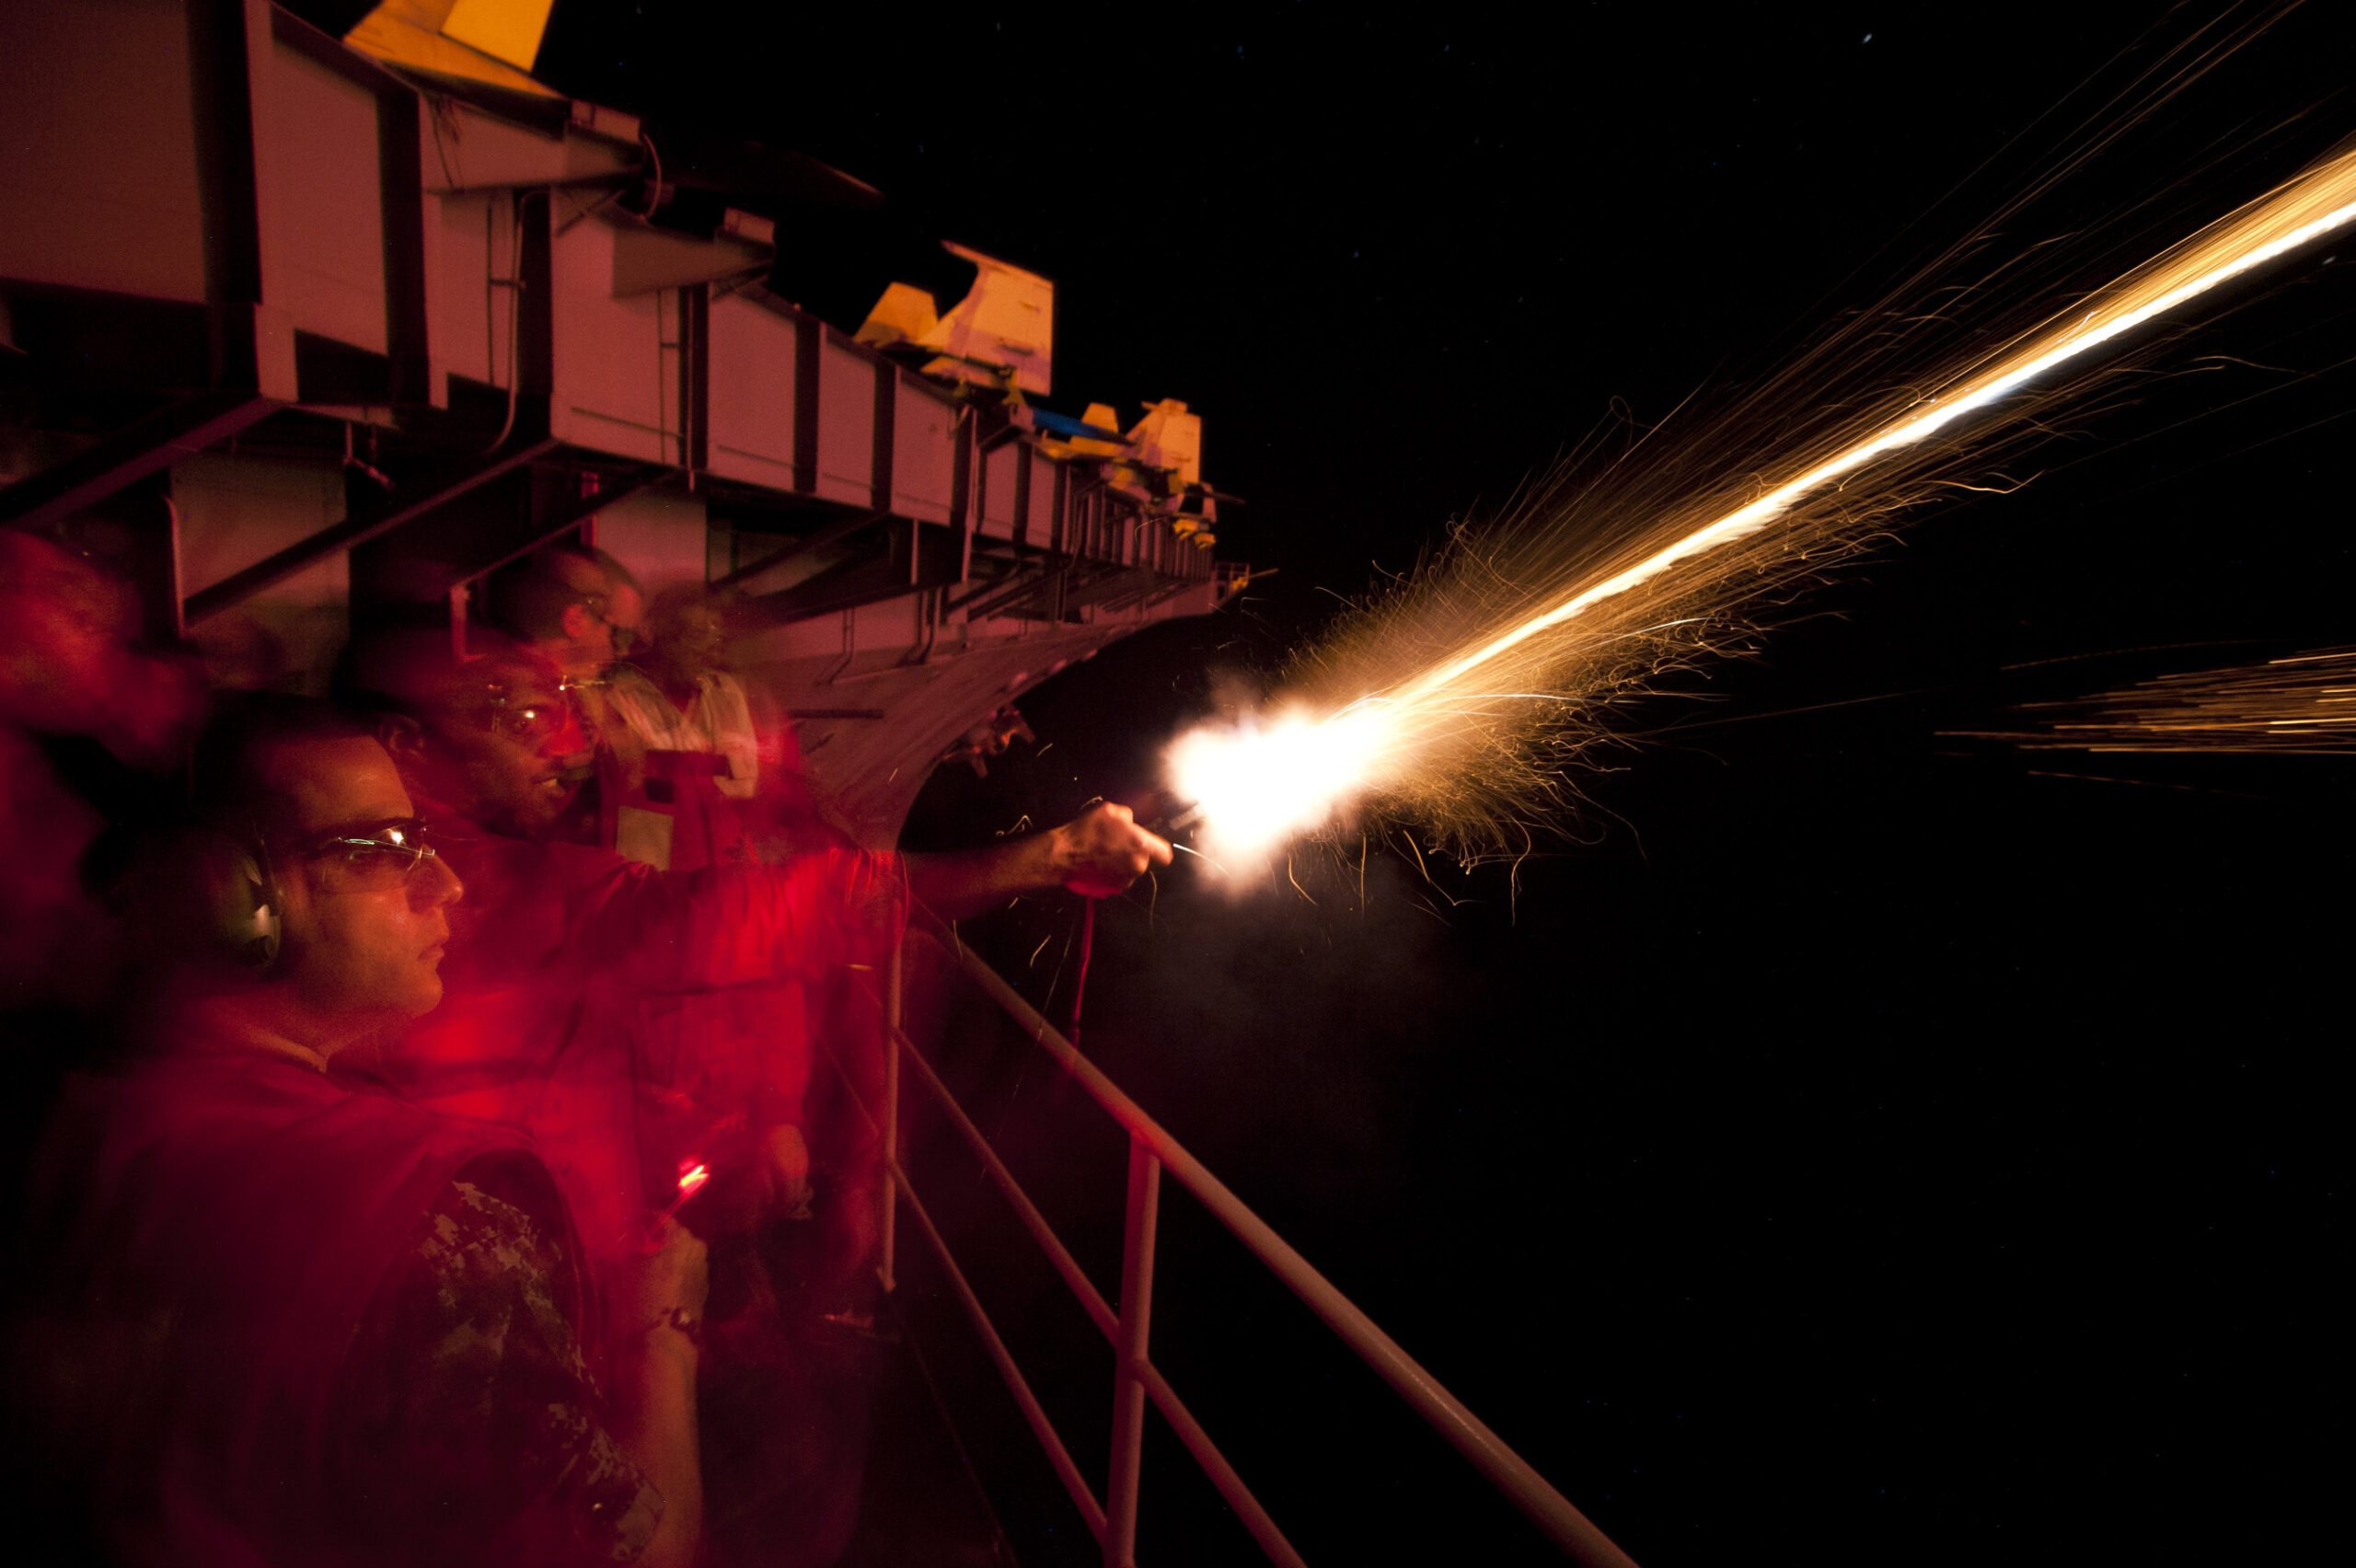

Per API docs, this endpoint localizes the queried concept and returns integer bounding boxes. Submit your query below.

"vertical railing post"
[878,926,902,1293]
[1105,1137,1161,1566]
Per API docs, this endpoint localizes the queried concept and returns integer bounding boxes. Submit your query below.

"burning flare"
[1171,144,2356,867]
[648,1159,710,1237]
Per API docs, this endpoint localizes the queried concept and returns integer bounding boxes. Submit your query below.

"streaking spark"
[1171,145,2356,867]
[1963,646,2356,755]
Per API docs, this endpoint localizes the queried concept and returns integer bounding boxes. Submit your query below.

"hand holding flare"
[632,1159,710,1251]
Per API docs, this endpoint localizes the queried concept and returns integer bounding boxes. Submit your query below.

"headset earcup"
[181,830,281,976]
[225,847,282,975]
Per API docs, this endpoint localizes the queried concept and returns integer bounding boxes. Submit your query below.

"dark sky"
[525,2,2355,616]
[511,6,2352,1565]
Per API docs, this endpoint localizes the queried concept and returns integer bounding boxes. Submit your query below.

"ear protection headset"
[182,821,284,977]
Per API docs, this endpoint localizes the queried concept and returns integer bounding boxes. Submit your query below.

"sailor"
[342,635,1169,1277]
[345,638,1166,1563]
[21,693,709,1567]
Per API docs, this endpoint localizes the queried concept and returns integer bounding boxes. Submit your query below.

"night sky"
[479,5,2350,1563]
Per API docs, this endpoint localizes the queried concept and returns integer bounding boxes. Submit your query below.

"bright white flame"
[1165,153,2356,866]
[1167,703,1398,863]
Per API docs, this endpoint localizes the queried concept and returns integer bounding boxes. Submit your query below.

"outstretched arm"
[567,804,1168,985]
[906,801,1172,919]
[605,1216,708,1568]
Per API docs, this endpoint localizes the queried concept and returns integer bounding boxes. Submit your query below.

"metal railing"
[860,907,1641,1568]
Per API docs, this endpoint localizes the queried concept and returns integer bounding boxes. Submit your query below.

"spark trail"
[1962,646,2356,755]
[1171,143,2356,868]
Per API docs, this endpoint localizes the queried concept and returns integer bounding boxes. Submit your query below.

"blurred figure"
[356,640,892,1568]
[358,629,597,839]
[346,631,1169,1567]
[349,636,903,1278]
[592,547,647,659]
[15,695,707,1568]
[0,527,202,1025]
[611,585,758,802]
[490,545,618,686]
[0,526,195,765]
[0,536,122,1025]
[605,584,763,872]
[359,636,1167,1254]
[941,702,1036,778]
[0,530,210,1562]
[486,545,636,847]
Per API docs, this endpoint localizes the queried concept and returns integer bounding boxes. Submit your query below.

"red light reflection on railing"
[845,911,1639,1568]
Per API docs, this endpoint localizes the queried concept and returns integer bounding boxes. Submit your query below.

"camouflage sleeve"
[338,1164,663,1563]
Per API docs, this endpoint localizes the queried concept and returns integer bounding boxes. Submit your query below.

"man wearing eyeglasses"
[480,545,647,850]
[346,635,1166,1284]
[338,638,1171,1562]
[23,695,709,1567]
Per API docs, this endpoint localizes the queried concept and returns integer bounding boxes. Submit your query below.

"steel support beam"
[456,473,652,593]
[184,437,557,624]
[710,507,889,590]
[0,395,279,533]
[946,559,1047,618]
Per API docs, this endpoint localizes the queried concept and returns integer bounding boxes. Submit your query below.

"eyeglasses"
[468,679,585,753]
[485,699,572,747]
[298,819,440,894]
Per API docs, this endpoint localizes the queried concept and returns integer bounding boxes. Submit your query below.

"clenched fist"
[1047,801,1173,898]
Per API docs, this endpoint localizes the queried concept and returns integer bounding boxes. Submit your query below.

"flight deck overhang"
[1,0,1246,843]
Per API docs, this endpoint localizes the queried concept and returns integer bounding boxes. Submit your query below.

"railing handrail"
[881,905,1640,1568]
[884,1007,1309,1566]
